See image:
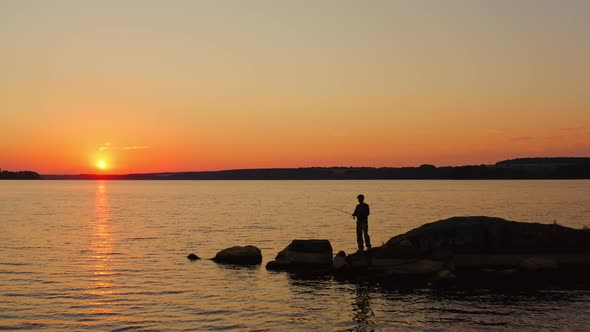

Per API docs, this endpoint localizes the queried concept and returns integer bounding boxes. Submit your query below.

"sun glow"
[97,160,107,170]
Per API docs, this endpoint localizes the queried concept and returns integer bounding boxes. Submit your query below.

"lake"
[1,180,589,331]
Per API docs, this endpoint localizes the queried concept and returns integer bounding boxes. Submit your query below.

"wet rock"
[346,251,371,269]
[187,253,200,261]
[519,257,559,271]
[382,259,445,276]
[433,269,456,281]
[480,268,517,276]
[266,239,333,271]
[378,216,590,256]
[212,245,262,265]
[333,251,349,271]
[340,216,590,286]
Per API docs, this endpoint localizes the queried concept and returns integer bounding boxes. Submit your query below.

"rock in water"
[212,246,262,265]
[187,253,200,261]
[519,257,559,271]
[333,251,349,271]
[342,216,590,286]
[266,239,333,271]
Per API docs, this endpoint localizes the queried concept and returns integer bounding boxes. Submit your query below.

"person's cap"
[357,194,364,199]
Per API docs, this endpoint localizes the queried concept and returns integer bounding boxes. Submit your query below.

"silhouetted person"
[352,194,371,251]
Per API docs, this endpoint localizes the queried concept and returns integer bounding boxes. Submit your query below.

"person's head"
[357,194,365,203]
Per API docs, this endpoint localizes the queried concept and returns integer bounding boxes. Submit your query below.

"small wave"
[475,321,508,326]
[0,323,47,330]
[0,262,31,266]
[125,237,160,241]
[110,324,158,332]
[116,290,188,296]
[0,271,36,275]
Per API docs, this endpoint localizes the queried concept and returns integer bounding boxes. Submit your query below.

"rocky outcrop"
[266,240,333,271]
[337,216,590,286]
[212,245,262,265]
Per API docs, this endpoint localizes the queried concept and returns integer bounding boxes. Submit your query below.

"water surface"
[1,180,589,331]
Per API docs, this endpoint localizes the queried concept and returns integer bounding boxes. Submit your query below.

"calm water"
[1,180,590,331]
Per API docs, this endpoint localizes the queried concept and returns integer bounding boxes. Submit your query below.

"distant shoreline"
[42,157,590,180]
[4,158,590,180]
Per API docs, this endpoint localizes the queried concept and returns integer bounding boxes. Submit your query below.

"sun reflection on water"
[87,181,118,310]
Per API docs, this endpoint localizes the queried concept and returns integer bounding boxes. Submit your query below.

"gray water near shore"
[1,180,590,331]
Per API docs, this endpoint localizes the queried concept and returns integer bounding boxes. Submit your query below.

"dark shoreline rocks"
[334,216,590,286]
[212,245,262,265]
[194,216,590,288]
[266,239,333,271]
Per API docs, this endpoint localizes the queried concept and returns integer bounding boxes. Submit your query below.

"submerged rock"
[187,253,200,261]
[266,239,333,271]
[212,245,262,265]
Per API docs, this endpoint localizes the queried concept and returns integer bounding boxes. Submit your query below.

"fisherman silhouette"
[352,194,371,252]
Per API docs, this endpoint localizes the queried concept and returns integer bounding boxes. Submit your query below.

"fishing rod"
[334,208,352,216]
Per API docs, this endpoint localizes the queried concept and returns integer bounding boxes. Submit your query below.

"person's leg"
[356,222,364,250]
[363,222,371,249]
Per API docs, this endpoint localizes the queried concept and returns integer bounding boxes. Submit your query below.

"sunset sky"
[1,1,589,174]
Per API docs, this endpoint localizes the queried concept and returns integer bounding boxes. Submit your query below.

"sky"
[1,0,589,174]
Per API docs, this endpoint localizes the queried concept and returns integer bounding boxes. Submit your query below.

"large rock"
[340,216,590,285]
[212,245,262,265]
[266,239,333,271]
[376,216,590,258]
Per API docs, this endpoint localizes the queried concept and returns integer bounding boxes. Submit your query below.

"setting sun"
[97,160,107,170]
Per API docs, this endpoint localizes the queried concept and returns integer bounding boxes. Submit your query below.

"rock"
[454,254,524,269]
[479,268,517,276]
[333,251,349,270]
[339,216,590,286]
[212,245,262,265]
[187,253,200,261]
[346,252,371,269]
[266,239,333,271]
[519,257,559,271]
[378,216,590,256]
[383,259,445,275]
[433,269,456,281]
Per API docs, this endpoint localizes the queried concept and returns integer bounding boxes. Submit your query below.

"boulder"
[187,253,200,261]
[340,216,590,286]
[266,239,333,271]
[383,259,445,275]
[433,269,456,282]
[377,216,590,257]
[519,257,559,271]
[212,245,262,265]
[333,251,349,271]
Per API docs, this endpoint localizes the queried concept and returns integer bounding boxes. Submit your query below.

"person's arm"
[352,205,358,218]
[367,204,370,217]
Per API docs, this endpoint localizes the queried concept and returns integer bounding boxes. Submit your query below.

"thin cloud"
[98,144,151,151]
[120,146,151,150]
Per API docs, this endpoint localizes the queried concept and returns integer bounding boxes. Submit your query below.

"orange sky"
[1,1,589,174]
